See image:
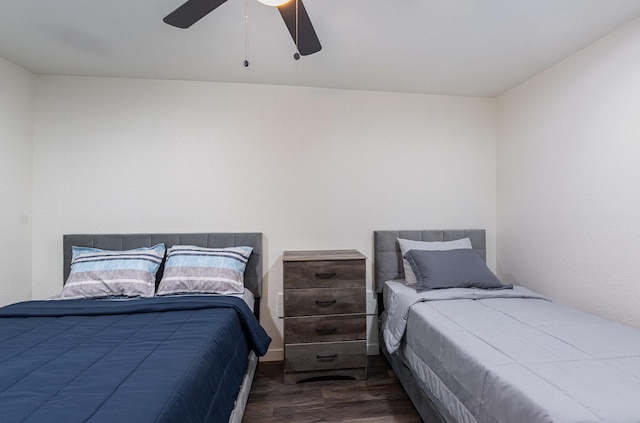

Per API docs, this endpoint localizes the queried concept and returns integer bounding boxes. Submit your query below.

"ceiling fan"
[163,0,322,57]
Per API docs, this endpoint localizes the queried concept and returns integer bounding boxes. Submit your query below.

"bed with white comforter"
[375,230,640,423]
[383,280,640,423]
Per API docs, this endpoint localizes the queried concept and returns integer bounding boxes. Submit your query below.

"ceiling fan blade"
[164,0,228,29]
[277,0,322,56]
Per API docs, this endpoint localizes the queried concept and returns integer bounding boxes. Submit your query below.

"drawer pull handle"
[315,272,337,279]
[316,327,337,334]
[315,299,337,307]
[316,353,338,361]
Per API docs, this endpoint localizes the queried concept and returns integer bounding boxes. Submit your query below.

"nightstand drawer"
[285,314,366,344]
[284,287,365,317]
[284,341,367,372]
[284,260,365,289]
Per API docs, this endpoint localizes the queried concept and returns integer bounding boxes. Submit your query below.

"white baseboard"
[261,348,284,362]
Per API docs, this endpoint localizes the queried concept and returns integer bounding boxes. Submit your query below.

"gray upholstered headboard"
[63,232,263,300]
[373,229,486,293]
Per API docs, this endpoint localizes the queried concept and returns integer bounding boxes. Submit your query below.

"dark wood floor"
[242,355,422,422]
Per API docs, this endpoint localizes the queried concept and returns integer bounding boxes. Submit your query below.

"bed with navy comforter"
[0,232,270,423]
[0,295,270,423]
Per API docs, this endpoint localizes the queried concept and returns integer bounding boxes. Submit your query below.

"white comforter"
[383,280,640,423]
[383,281,548,353]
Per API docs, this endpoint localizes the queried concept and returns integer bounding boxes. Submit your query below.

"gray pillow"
[398,237,472,285]
[404,249,512,292]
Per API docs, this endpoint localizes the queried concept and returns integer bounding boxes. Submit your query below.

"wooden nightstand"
[283,249,367,384]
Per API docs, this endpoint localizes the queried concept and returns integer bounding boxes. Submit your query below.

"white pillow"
[397,237,472,285]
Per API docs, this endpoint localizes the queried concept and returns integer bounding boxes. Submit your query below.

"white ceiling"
[1,0,640,97]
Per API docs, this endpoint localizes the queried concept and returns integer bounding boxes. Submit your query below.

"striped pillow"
[60,244,165,299]
[157,245,253,296]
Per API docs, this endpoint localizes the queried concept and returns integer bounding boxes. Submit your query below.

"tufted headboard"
[373,229,486,294]
[63,232,263,315]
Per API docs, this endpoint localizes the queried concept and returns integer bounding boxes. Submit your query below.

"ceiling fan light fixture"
[256,0,291,6]
[163,0,320,56]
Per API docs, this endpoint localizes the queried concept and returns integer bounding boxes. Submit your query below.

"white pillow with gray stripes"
[59,244,165,299]
[157,245,253,296]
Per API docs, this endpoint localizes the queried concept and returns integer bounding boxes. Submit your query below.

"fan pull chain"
[293,0,300,60]
[243,0,249,67]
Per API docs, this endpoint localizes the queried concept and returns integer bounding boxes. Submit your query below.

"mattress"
[383,280,640,423]
[0,295,271,423]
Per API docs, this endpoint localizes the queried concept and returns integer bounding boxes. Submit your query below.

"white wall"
[0,58,33,306]
[32,77,497,359]
[497,18,640,328]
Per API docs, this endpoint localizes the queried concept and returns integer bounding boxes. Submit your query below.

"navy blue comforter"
[0,296,271,423]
